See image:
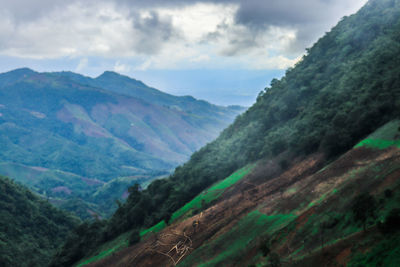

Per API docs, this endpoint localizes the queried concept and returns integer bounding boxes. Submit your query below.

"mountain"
[50,0,400,266]
[0,175,79,267]
[56,70,244,128]
[0,69,244,219]
[75,120,400,267]
[58,70,244,117]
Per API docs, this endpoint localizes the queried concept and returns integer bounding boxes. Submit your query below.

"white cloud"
[157,3,238,42]
[113,61,131,73]
[0,1,135,59]
[249,55,302,70]
[190,55,211,63]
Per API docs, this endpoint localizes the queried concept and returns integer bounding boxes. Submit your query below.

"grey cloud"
[234,0,327,28]
[221,36,258,57]
[232,0,352,54]
[199,0,365,55]
[0,0,75,23]
[0,0,366,57]
[130,11,181,55]
[126,0,365,56]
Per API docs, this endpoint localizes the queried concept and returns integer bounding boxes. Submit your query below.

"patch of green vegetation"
[354,120,400,149]
[179,210,295,267]
[140,221,166,237]
[355,139,400,149]
[75,231,130,267]
[347,233,400,267]
[77,249,114,267]
[171,164,255,222]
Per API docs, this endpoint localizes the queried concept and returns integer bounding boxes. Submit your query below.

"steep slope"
[51,0,400,265]
[82,120,400,267]
[0,69,243,218]
[0,175,79,267]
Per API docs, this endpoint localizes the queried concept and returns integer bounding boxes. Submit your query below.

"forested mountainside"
[81,120,400,267]
[0,69,243,219]
[0,175,79,267]
[50,0,400,266]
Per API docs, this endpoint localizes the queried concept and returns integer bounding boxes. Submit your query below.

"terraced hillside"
[81,120,400,267]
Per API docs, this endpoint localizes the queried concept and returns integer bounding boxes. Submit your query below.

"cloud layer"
[0,0,367,71]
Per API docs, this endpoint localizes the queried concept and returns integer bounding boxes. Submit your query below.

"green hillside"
[0,69,243,219]
[50,0,400,266]
[0,175,79,267]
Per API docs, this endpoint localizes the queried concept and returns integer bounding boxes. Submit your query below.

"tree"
[379,208,400,234]
[163,212,172,225]
[259,242,270,257]
[351,193,377,231]
[129,230,141,246]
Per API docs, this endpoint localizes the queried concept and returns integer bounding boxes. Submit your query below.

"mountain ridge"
[0,68,244,219]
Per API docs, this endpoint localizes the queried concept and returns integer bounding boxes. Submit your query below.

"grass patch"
[171,164,255,222]
[75,231,130,267]
[140,221,166,237]
[355,139,400,149]
[354,120,400,149]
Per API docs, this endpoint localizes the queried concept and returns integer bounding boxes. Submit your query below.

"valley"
[0,69,244,219]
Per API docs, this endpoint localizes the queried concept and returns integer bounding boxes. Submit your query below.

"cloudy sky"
[0,0,367,105]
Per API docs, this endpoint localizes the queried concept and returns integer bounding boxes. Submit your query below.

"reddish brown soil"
[335,247,351,266]
[87,147,400,267]
[296,207,316,230]
[373,167,400,194]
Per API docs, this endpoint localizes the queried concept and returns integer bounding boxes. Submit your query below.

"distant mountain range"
[0,68,244,218]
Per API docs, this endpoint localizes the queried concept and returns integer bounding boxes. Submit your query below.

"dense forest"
[0,175,79,267]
